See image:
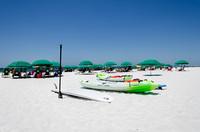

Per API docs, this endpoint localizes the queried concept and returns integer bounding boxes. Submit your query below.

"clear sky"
[0,0,200,67]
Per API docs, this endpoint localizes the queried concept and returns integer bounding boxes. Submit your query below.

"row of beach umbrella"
[6,60,60,68]
[77,60,189,67]
[5,59,189,70]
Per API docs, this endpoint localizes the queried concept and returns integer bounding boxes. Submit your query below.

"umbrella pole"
[58,44,63,98]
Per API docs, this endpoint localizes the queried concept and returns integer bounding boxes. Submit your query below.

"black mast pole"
[58,44,63,98]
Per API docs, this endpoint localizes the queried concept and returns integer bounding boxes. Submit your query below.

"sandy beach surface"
[0,67,200,132]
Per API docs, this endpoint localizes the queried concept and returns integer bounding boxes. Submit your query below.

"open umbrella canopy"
[88,64,103,69]
[79,60,93,66]
[159,63,165,67]
[63,65,79,69]
[51,61,61,67]
[91,64,104,69]
[175,60,189,65]
[104,62,117,67]
[137,62,143,65]
[155,63,165,68]
[9,61,32,67]
[140,59,161,66]
[97,64,103,68]
[71,65,79,69]
[88,65,96,69]
[63,65,71,69]
[79,65,90,68]
[115,65,122,69]
[139,59,160,75]
[160,63,165,66]
[32,60,52,66]
[121,62,132,66]
[175,60,189,70]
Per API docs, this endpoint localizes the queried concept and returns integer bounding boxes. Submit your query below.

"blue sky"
[0,0,200,67]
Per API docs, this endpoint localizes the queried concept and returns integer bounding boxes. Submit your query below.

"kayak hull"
[80,80,159,93]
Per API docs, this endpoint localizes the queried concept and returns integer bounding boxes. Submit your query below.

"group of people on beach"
[1,67,61,78]
[77,67,94,74]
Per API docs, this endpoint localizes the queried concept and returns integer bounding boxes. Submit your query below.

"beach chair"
[45,67,50,77]
[20,68,28,78]
[178,68,183,71]
[35,67,42,78]
[1,68,10,78]
[139,67,146,71]
[28,70,35,78]
[35,67,41,74]
[167,67,172,71]
[58,69,62,75]
[12,69,21,78]
[48,68,54,76]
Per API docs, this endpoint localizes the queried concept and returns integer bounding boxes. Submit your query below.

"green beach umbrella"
[9,61,32,67]
[63,65,71,69]
[115,65,122,69]
[104,62,117,67]
[79,65,90,68]
[137,62,143,65]
[140,59,161,66]
[97,64,103,68]
[160,63,165,66]
[88,65,96,69]
[98,64,103,67]
[140,59,161,75]
[175,60,189,70]
[6,64,11,68]
[32,59,52,66]
[51,61,61,67]
[71,65,79,69]
[159,63,165,67]
[91,64,104,70]
[121,62,132,66]
[79,60,93,66]
[88,64,103,69]
[175,60,189,65]
[155,63,165,68]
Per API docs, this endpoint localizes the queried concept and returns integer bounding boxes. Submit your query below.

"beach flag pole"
[58,44,63,98]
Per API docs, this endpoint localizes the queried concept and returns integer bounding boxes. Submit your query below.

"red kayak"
[110,75,123,78]
[124,79,140,83]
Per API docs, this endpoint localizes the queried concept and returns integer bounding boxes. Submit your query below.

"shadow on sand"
[64,94,92,101]
[143,74,162,76]
[82,87,160,95]
[132,92,159,95]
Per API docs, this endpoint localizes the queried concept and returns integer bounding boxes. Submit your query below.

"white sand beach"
[0,67,200,132]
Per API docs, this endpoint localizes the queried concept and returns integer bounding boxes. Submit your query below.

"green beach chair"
[12,69,21,78]
[2,68,10,78]
[35,67,41,74]
[45,67,50,76]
